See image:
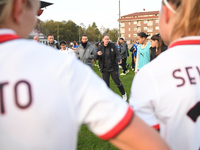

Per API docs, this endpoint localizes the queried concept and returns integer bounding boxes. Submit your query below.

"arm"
[109,116,170,150]
[115,45,121,62]
[90,46,95,59]
[135,48,139,73]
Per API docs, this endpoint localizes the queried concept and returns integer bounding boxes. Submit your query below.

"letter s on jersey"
[173,69,185,87]
[0,80,32,114]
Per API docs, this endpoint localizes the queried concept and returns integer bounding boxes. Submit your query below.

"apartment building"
[118,11,160,45]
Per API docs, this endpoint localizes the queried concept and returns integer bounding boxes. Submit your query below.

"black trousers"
[132,53,135,69]
[102,71,125,95]
[122,58,127,73]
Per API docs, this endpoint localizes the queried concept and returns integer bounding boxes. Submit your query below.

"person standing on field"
[0,0,170,150]
[129,0,200,149]
[95,34,127,101]
[119,38,129,75]
[76,34,95,68]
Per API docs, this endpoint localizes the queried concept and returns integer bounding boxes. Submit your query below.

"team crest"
[111,48,114,52]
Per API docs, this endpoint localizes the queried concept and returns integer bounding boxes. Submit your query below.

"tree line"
[35,20,119,43]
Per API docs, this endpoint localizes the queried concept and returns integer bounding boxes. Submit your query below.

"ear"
[162,5,174,24]
[12,0,27,23]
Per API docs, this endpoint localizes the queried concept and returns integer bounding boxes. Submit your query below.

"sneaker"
[119,65,122,68]
[122,93,127,101]
[120,73,126,75]
[132,68,134,71]
[125,70,129,74]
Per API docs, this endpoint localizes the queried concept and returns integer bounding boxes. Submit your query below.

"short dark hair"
[137,32,149,39]
[102,33,110,39]
[119,38,124,40]
[47,34,54,38]
[82,34,88,38]
[60,40,66,45]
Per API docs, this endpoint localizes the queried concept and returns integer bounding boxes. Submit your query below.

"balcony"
[137,23,141,26]
[147,23,153,26]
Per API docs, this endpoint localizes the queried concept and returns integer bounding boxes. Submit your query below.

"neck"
[142,40,147,45]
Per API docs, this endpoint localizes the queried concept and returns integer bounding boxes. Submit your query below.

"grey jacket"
[46,40,60,50]
[120,43,128,59]
[76,42,95,68]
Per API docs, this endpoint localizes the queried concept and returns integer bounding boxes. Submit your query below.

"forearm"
[109,116,170,150]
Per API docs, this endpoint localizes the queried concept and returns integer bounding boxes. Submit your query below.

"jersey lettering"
[0,82,9,114]
[185,67,196,85]
[173,69,185,87]
[14,80,32,109]
[187,101,200,122]
[0,80,32,115]
[173,66,200,87]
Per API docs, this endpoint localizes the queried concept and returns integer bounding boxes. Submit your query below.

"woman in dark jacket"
[95,34,127,101]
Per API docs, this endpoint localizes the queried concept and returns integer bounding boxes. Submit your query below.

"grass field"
[77,52,135,150]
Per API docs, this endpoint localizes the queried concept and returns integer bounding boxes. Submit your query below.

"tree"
[108,28,119,42]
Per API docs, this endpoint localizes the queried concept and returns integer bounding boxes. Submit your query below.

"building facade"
[118,11,160,45]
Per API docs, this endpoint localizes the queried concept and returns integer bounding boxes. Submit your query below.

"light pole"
[57,24,59,43]
[119,0,121,39]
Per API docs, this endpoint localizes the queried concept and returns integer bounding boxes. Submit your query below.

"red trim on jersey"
[152,124,160,130]
[169,40,200,49]
[99,106,134,140]
[0,34,20,43]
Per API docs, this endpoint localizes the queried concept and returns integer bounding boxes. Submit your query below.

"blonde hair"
[0,0,34,23]
[167,0,200,39]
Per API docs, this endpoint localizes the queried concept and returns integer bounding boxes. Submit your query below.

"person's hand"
[98,51,103,56]
[118,60,122,64]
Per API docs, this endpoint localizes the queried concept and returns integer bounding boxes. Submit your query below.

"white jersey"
[129,36,200,150]
[59,48,75,55]
[0,29,133,150]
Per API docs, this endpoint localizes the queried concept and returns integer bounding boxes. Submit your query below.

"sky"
[39,0,162,30]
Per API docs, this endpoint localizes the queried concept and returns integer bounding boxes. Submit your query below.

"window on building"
[121,28,125,33]
[128,34,131,38]
[144,20,147,24]
[121,23,125,27]
[134,21,137,24]
[144,27,147,30]
[129,22,131,25]
[148,27,153,32]
[134,28,137,31]
[156,20,159,23]
[121,34,125,38]
[129,28,131,31]
[133,34,137,37]
[156,26,159,30]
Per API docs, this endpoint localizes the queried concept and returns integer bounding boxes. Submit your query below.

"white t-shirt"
[59,48,75,55]
[0,29,133,150]
[129,36,200,150]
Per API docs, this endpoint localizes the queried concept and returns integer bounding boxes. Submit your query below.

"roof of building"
[119,16,159,21]
[122,11,159,17]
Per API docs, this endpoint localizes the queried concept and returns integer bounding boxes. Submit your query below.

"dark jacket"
[95,42,121,73]
[46,41,60,50]
[120,43,128,59]
[76,42,95,68]
[150,47,157,61]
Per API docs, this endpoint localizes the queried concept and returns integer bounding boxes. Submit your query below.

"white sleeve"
[129,67,159,130]
[67,57,134,140]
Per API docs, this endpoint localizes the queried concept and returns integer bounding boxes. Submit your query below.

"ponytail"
[138,32,150,39]
[168,0,200,40]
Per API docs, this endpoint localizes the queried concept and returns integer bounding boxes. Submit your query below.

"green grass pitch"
[77,52,135,150]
